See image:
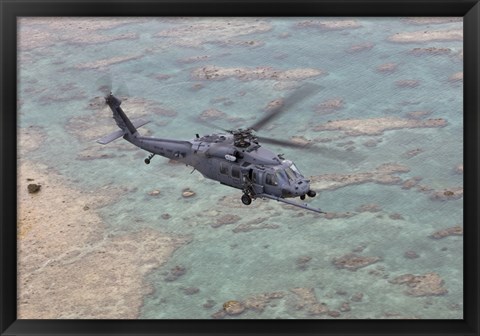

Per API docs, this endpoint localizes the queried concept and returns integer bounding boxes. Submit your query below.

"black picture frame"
[1,1,478,335]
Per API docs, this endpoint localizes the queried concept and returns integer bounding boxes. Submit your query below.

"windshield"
[278,161,303,183]
[290,163,301,175]
[284,167,297,181]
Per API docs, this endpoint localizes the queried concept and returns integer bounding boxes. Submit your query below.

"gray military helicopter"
[97,83,350,214]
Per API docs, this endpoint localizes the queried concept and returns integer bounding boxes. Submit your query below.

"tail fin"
[105,93,138,135]
[97,93,150,145]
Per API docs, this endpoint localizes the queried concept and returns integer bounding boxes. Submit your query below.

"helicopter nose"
[293,179,309,195]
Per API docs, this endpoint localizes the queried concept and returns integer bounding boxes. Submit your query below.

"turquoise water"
[18,18,463,319]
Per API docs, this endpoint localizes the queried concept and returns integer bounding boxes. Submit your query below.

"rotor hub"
[232,128,257,148]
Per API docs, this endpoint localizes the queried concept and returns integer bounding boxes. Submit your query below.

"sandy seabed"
[18,159,190,318]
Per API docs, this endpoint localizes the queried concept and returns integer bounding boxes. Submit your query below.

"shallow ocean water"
[18,17,463,319]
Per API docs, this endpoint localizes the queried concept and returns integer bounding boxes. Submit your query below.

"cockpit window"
[290,163,301,175]
[284,167,296,181]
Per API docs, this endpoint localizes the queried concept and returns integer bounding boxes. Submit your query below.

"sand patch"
[17,160,190,318]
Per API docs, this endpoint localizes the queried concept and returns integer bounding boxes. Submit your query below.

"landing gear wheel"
[307,190,316,198]
[241,194,252,205]
[300,195,306,200]
[144,158,150,164]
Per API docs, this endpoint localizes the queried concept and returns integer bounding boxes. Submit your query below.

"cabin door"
[250,169,264,195]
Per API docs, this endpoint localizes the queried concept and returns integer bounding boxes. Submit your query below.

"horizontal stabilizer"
[97,118,151,145]
[97,129,124,145]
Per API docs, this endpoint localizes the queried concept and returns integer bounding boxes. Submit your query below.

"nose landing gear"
[300,190,316,200]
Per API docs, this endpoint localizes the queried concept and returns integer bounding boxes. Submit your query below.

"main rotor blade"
[258,135,366,164]
[194,117,231,133]
[256,136,310,149]
[248,83,321,132]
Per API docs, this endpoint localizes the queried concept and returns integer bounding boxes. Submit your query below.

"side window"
[252,171,257,183]
[231,166,241,179]
[220,162,229,175]
[266,173,277,186]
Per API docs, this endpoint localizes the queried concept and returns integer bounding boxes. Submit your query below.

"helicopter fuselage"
[99,92,321,213]
[127,132,311,199]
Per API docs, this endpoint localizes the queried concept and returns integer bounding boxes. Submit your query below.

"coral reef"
[346,42,374,53]
[181,287,200,295]
[395,80,421,88]
[199,108,227,121]
[409,47,452,56]
[350,292,364,302]
[295,256,312,271]
[389,213,405,220]
[404,251,420,259]
[388,29,462,43]
[19,18,141,50]
[182,188,196,198]
[314,98,345,115]
[75,54,144,70]
[223,300,245,315]
[449,72,463,83]
[310,163,410,191]
[155,19,272,48]
[211,292,285,318]
[405,110,432,119]
[323,212,356,220]
[191,65,325,82]
[232,222,279,233]
[430,226,463,239]
[295,19,362,31]
[402,177,423,190]
[389,273,448,297]
[164,265,187,282]
[332,253,381,271]
[376,63,398,73]
[402,148,424,159]
[290,288,329,316]
[355,203,382,213]
[243,292,285,312]
[402,17,462,25]
[430,187,463,201]
[211,214,241,228]
[312,117,447,136]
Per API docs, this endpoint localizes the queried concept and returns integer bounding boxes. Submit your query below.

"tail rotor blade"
[115,82,130,97]
[96,74,113,96]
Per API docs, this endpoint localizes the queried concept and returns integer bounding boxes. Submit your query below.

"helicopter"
[97,83,351,214]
